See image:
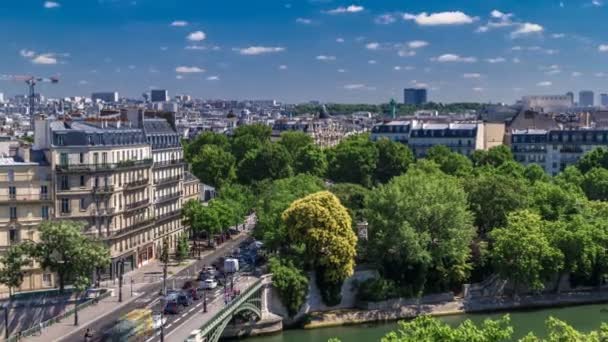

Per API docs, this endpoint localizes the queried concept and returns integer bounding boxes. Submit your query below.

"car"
[182,280,195,290]
[163,301,181,315]
[177,292,193,306]
[201,278,218,290]
[152,313,167,329]
[184,287,201,300]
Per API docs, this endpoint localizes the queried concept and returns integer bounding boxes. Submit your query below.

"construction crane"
[0,74,59,126]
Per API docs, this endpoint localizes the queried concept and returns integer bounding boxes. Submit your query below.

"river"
[246,304,608,341]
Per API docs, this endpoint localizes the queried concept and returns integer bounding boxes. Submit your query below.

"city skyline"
[2,0,608,103]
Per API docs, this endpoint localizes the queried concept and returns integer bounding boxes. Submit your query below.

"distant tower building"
[0,93,4,103]
[150,89,169,102]
[579,90,595,107]
[91,92,119,103]
[403,88,427,105]
[601,93,608,107]
[566,92,574,105]
[389,99,397,118]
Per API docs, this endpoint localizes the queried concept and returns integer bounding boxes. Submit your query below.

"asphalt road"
[64,231,253,342]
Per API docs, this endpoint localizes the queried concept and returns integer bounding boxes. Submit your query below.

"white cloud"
[44,1,60,8]
[375,13,397,25]
[32,54,58,65]
[296,18,313,24]
[512,57,521,63]
[592,0,603,6]
[176,75,184,80]
[397,50,416,57]
[160,46,168,51]
[78,80,88,85]
[572,71,583,77]
[511,23,544,38]
[170,21,188,27]
[473,87,484,92]
[595,72,607,77]
[316,55,336,61]
[175,66,205,73]
[394,66,415,71]
[552,33,565,38]
[344,83,375,90]
[537,81,552,87]
[336,38,345,43]
[368,60,377,64]
[599,44,608,52]
[19,49,35,58]
[408,40,429,49]
[325,5,364,14]
[365,42,380,50]
[432,54,477,63]
[463,73,482,78]
[206,76,220,81]
[403,11,477,26]
[187,31,206,42]
[486,57,506,63]
[411,80,429,88]
[278,65,288,70]
[337,69,346,73]
[237,46,285,55]
[490,10,507,19]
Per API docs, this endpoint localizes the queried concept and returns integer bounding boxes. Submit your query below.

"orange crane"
[0,74,59,126]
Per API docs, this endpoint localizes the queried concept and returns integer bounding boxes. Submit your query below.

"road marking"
[166,323,173,329]
[181,313,188,318]
[188,307,195,313]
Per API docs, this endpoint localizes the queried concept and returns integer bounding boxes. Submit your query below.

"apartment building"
[0,142,54,295]
[371,120,493,158]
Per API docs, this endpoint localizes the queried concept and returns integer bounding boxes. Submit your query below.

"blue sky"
[1,0,608,103]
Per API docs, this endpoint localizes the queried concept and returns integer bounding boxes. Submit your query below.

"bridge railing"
[193,277,264,339]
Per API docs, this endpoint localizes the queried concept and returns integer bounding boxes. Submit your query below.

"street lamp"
[118,260,124,303]
[3,305,8,339]
[203,288,207,313]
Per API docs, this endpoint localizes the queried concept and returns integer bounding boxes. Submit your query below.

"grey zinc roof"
[143,119,176,134]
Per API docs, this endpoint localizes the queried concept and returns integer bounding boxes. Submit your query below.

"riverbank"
[302,290,608,329]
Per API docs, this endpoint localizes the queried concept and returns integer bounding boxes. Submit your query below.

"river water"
[247,304,608,341]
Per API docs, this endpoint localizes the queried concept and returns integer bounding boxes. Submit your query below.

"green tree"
[374,138,414,183]
[232,123,272,141]
[426,145,473,176]
[329,183,370,222]
[577,147,608,173]
[530,181,584,221]
[268,257,309,317]
[465,171,529,235]
[555,165,584,190]
[327,134,378,187]
[0,244,31,298]
[183,132,230,161]
[231,133,265,161]
[32,221,110,292]
[525,164,550,184]
[278,131,314,158]
[381,315,513,342]
[191,145,236,188]
[490,210,563,293]
[238,143,293,184]
[471,145,514,168]
[282,191,357,305]
[582,167,608,201]
[520,317,608,342]
[366,170,476,295]
[175,235,190,262]
[293,144,327,177]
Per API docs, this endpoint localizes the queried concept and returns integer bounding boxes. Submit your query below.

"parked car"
[163,301,181,315]
[177,292,193,306]
[182,280,195,290]
[184,287,201,300]
[201,278,218,290]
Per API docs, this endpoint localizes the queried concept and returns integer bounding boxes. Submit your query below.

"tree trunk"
[59,274,65,293]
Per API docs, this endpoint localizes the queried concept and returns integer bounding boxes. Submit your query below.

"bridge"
[165,275,273,342]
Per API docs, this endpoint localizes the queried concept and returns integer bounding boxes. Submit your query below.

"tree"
[282,191,357,305]
[426,145,472,176]
[327,134,378,187]
[374,138,414,183]
[278,131,314,158]
[175,235,190,262]
[268,257,309,317]
[255,175,325,253]
[490,210,563,293]
[293,145,327,177]
[520,317,608,341]
[471,145,514,168]
[582,167,608,201]
[232,124,272,141]
[231,133,264,161]
[0,244,31,298]
[577,147,608,173]
[191,145,236,188]
[183,132,230,161]
[465,171,529,235]
[160,238,170,265]
[366,170,475,295]
[525,164,550,184]
[381,315,513,342]
[238,143,293,184]
[555,165,584,190]
[329,183,370,222]
[32,221,110,292]
[530,181,584,221]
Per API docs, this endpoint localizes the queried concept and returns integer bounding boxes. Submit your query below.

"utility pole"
[203,289,207,313]
[159,298,165,342]
[118,261,124,303]
[162,262,167,296]
[4,306,8,339]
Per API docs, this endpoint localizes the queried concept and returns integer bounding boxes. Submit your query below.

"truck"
[107,309,164,342]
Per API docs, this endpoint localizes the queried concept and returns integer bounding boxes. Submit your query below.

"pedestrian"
[84,328,93,341]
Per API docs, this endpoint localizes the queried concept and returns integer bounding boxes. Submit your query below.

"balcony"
[55,159,153,173]
[124,199,150,213]
[155,191,182,205]
[93,185,115,195]
[94,207,116,216]
[0,194,53,203]
[156,209,181,223]
[153,159,185,169]
[123,179,149,191]
[106,217,155,240]
[154,175,181,187]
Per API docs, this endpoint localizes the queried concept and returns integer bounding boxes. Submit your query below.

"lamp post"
[3,306,8,339]
[118,260,124,303]
[203,289,207,313]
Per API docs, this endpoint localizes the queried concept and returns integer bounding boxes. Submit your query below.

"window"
[7,170,14,182]
[42,274,52,287]
[42,206,49,219]
[80,175,85,187]
[60,153,68,166]
[9,207,17,220]
[102,152,107,165]
[9,228,18,243]
[61,198,70,213]
[60,175,69,190]
[8,186,16,199]
[93,153,99,165]
[79,153,84,164]
[80,198,86,211]
[41,185,48,200]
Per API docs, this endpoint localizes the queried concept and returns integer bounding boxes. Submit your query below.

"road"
[64,230,253,342]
